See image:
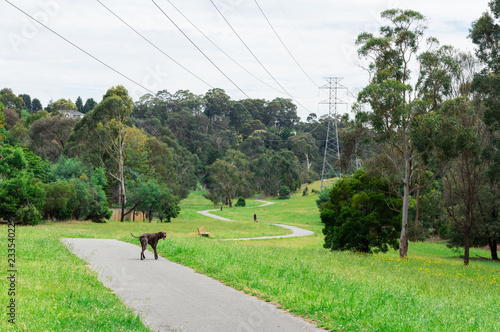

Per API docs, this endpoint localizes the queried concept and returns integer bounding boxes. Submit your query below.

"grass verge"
[1,190,499,331]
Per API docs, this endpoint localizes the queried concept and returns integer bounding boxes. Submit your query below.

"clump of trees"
[0,145,45,225]
[321,169,401,253]
[319,4,500,265]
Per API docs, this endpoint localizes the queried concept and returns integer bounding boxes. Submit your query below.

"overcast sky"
[0,0,490,120]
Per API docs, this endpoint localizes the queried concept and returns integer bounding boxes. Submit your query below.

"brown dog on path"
[130,232,167,260]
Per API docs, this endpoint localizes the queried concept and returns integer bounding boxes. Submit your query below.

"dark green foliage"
[0,145,45,224]
[75,96,84,113]
[82,98,97,114]
[470,0,500,183]
[28,115,77,162]
[42,181,77,220]
[0,96,5,143]
[321,169,402,253]
[31,98,42,113]
[48,156,111,222]
[302,186,309,196]
[0,88,23,111]
[408,180,444,241]
[251,149,301,196]
[69,176,112,223]
[157,187,180,223]
[235,197,246,207]
[127,179,180,222]
[316,189,331,211]
[278,185,291,199]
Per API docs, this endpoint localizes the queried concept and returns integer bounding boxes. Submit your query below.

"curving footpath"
[62,238,324,331]
[197,199,314,241]
[60,199,321,331]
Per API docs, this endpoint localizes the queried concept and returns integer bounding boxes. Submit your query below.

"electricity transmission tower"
[320,77,347,191]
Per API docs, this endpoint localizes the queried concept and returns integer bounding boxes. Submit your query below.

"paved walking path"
[197,199,314,241]
[222,224,314,241]
[61,238,323,332]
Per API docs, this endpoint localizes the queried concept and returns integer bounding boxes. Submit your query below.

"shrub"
[278,185,291,199]
[321,168,402,253]
[235,197,246,207]
[302,186,309,196]
[315,189,330,211]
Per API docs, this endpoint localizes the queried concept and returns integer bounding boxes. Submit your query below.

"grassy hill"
[1,184,499,331]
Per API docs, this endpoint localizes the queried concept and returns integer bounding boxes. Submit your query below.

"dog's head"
[157,231,167,240]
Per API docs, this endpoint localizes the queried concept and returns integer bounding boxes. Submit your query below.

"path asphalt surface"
[61,238,323,332]
[197,199,314,241]
[222,224,314,241]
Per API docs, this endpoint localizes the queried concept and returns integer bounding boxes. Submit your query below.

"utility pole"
[320,77,347,192]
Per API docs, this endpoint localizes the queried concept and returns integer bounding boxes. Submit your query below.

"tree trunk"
[120,194,125,222]
[399,166,411,259]
[464,228,470,266]
[413,174,421,242]
[489,238,499,260]
[400,187,410,258]
[118,131,126,222]
[149,207,152,223]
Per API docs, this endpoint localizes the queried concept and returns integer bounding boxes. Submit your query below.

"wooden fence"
[109,209,146,222]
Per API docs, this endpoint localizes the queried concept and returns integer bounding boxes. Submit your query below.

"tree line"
[0,81,340,224]
[320,5,500,265]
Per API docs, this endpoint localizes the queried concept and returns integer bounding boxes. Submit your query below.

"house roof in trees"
[58,109,84,119]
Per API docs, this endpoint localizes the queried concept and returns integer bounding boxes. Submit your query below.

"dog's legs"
[141,239,147,260]
[152,244,158,259]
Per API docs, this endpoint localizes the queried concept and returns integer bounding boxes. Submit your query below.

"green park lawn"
[0,185,499,331]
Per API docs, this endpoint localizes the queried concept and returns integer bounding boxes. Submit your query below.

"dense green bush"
[48,156,111,222]
[321,168,402,253]
[278,185,291,199]
[0,145,45,224]
[235,196,246,207]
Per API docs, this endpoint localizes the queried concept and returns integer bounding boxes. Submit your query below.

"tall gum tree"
[470,0,500,261]
[356,9,460,258]
[66,86,133,221]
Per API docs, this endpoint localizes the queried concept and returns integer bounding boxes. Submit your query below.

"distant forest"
[0,85,352,223]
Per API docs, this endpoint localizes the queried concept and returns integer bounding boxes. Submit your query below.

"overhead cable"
[253,0,319,88]
[5,0,156,95]
[97,0,213,89]
[164,0,285,95]
[209,0,312,113]
[150,0,251,99]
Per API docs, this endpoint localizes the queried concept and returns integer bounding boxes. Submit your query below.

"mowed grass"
[0,226,149,331]
[1,187,499,331]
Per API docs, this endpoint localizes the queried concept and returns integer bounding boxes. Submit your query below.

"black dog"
[130,232,167,260]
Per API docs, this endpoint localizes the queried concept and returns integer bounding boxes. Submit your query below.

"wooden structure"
[197,227,211,237]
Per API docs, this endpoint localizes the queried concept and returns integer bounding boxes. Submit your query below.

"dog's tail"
[130,233,140,238]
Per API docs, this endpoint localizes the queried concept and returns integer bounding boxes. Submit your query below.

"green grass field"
[1,187,499,331]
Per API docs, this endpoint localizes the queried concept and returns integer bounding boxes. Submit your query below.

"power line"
[150,0,251,99]
[252,0,319,88]
[209,0,313,114]
[5,0,156,95]
[97,0,213,89]
[163,0,284,95]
